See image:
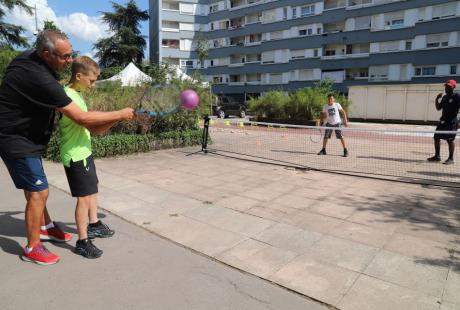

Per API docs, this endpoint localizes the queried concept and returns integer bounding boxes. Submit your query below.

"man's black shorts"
[64,155,98,197]
[434,121,458,141]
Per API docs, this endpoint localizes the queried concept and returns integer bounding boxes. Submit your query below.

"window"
[262,51,275,64]
[451,65,457,75]
[380,41,399,52]
[209,4,218,13]
[301,5,315,17]
[283,8,288,20]
[299,28,313,36]
[426,33,449,48]
[292,7,297,18]
[405,41,412,50]
[291,49,305,59]
[415,66,436,76]
[432,3,456,19]
[210,23,214,31]
[180,60,194,68]
[210,60,214,67]
[313,49,318,57]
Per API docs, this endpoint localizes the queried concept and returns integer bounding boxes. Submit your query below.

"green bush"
[248,80,351,121]
[44,129,204,162]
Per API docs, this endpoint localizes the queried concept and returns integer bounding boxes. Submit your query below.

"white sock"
[41,222,55,230]
[24,246,33,253]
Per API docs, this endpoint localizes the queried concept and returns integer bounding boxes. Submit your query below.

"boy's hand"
[120,108,136,121]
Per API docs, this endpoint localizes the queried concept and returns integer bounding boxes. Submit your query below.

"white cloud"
[4,0,110,43]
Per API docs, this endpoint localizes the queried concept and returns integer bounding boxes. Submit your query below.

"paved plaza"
[33,143,460,310]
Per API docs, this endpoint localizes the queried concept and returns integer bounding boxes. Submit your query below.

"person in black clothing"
[0,30,135,265]
[427,79,460,165]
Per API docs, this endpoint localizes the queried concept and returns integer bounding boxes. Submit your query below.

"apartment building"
[150,0,460,96]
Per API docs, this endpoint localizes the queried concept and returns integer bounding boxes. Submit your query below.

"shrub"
[44,129,204,162]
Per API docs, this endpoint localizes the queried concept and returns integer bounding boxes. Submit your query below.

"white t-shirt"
[322,102,343,125]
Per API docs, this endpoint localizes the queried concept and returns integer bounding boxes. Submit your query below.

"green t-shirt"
[59,87,92,167]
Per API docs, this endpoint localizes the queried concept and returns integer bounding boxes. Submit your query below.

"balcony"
[345,68,369,80]
[246,12,262,24]
[162,21,179,32]
[322,44,370,59]
[162,1,179,11]
[230,17,245,29]
[162,39,179,49]
[246,33,262,45]
[323,22,345,33]
[346,0,372,9]
[324,0,346,10]
[230,36,245,46]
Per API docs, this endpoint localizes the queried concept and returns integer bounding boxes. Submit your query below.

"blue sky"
[5,0,149,58]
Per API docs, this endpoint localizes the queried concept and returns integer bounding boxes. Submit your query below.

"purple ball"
[180,89,200,110]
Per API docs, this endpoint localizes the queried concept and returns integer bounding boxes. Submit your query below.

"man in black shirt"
[427,80,460,165]
[0,30,135,265]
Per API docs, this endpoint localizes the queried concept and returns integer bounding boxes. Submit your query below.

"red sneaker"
[22,243,60,265]
[40,222,72,242]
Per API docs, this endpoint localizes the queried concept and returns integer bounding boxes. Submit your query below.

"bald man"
[0,30,135,265]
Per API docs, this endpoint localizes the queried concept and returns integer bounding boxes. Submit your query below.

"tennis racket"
[309,126,323,143]
[135,84,183,117]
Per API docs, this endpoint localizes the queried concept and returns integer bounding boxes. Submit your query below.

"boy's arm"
[87,120,119,135]
[340,109,348,127]
[57,102,135,126]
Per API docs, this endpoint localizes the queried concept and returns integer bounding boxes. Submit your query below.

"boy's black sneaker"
[87,220,115,239]
[317,149,327,155]
[343,148,349,157]
[427,156,441,162]
[75,239,102,259]
[443,158,454,165]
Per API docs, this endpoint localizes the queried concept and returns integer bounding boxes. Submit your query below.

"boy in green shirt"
[60,56,131,258]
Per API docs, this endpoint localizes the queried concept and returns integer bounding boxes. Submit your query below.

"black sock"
[89,221,101,228]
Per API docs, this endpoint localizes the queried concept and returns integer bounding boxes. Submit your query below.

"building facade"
[150,0,460,97]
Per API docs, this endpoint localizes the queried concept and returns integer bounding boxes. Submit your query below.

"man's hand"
[119,108,136,121]
[436,93,443,101]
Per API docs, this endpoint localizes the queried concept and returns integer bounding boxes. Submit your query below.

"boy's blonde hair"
[71,56,100,77]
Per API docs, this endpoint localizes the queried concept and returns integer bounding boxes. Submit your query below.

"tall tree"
[0,0,32,48]
[94,0,148,68]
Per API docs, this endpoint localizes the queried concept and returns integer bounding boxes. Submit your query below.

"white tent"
[169,65,209,87]
[98,62,152,87]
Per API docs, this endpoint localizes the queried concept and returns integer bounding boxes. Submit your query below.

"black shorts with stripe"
[64,155,98,197]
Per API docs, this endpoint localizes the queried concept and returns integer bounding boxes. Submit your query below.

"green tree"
[194,32,208,69]
[0,0,32,48]
[43,20,59,31]
[94,0,149,67]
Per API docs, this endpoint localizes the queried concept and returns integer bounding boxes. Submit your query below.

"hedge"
[44,129,204,162]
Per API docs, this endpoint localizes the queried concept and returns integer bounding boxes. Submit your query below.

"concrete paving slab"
[308,235,379,272]
[328,221,393,248]
[338,275,440,310]
[443,267,460,304]
[364,250,449,297]
[213,195,261,212]
[182,205,275,237]
[270,255,360,306]
[216,239,299,278]
[384,233,453,261]
[282,210,344,234]
[253,223,323,254]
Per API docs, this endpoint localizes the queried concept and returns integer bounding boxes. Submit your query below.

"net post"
[201,115,210,154]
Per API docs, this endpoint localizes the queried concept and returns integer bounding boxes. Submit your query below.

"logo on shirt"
[85,166,90,172]
[35,179,43,186]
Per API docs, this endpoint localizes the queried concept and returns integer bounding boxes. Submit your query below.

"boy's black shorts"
[64,155,98,197]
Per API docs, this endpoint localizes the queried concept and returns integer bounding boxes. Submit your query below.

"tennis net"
[204,118,460,187]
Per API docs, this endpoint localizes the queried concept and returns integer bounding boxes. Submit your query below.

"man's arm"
[340,109,348,127]
[57,102,135,127]
[435,93,443,111]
